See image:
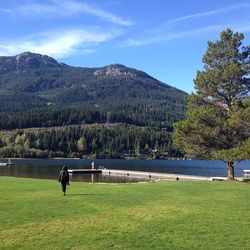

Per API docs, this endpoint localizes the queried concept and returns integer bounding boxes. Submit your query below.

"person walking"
[58,165,70,196]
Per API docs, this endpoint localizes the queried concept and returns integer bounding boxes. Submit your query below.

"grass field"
[0,177,249,250]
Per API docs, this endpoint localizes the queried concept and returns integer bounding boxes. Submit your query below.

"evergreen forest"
[0,125,181,159]
[0,52,187,159]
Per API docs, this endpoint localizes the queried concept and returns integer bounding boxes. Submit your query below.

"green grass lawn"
[0,177,249,250]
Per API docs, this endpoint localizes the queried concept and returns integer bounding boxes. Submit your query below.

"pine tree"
[173,29,250,180]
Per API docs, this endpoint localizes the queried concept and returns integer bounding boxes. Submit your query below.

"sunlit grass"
[0,177,249,249]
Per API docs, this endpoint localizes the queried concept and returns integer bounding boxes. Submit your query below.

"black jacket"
[58,170,69,183]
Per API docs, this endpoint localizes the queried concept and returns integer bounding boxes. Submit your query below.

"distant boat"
[0,159,14,166]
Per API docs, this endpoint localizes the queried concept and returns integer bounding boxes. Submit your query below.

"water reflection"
[0,158,249,183]
[0,164,148,183]
[70,173,147,183]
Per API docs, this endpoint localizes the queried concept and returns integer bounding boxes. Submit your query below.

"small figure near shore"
[58,165,70,196]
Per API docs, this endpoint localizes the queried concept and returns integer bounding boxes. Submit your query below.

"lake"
[0,158,249,182]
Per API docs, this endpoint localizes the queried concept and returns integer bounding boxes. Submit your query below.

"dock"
[68,169,102,174]
[68,168,212,181]
[101,169,212,181]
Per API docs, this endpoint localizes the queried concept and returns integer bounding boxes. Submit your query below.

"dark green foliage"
[173,29,250,179]
[0,52,187,129]
[0,52,187,159]
[0,125,179,159]
[0,104,184,130]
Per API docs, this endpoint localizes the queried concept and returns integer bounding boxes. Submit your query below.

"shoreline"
[1,157,186,161]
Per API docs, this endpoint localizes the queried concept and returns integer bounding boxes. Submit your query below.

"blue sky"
[0,0,250,93]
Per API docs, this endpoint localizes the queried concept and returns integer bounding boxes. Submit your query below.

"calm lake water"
[0,158,249,182]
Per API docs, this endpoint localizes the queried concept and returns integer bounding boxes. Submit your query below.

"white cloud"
[2,0,133,26]
[57,0,133,26]
[163,4,250,27]
[0,28,119,58]
[123,23,250,47]
[123,25,222,47]
[122,3,250,48]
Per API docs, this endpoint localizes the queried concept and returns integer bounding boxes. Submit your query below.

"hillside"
[0,52,187,130]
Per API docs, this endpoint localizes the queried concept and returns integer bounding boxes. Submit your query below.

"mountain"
[0,52,187,129]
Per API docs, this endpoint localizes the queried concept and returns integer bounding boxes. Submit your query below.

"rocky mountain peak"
[93,64,137,77]
[15,52,61,70]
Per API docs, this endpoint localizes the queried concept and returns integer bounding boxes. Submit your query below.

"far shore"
[1,157,186,161]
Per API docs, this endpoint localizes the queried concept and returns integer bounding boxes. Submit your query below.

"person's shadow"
[68,193,107,196]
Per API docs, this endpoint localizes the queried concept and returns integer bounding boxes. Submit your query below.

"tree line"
[0,124,181,159]
[0,104,183,131]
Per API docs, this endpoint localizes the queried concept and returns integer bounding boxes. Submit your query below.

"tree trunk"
[227,161,235,180]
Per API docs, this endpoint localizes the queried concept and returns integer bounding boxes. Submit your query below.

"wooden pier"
[68,168,212,181]
[101,169,212,181]
[68,169,102,174]
[66,168,247,182]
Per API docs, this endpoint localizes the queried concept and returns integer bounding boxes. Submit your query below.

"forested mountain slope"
[0,52,187,130]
